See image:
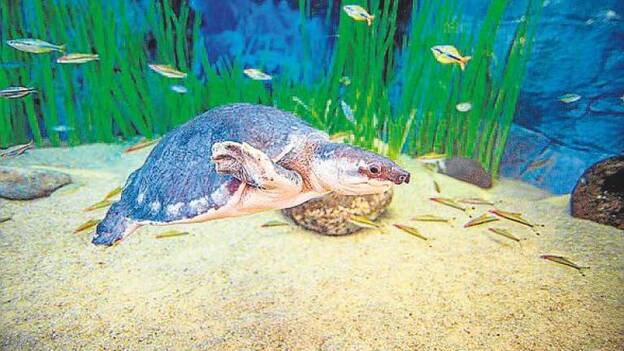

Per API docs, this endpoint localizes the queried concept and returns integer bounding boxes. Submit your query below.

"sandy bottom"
[0,143,622,350]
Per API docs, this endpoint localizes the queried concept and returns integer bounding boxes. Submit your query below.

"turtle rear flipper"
[92,202,138,246]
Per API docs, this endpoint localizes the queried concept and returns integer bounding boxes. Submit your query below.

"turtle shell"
[116,103,325,223]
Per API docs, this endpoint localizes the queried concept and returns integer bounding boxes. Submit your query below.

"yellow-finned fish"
[6,38,65,53]
[261,220,289,227]
[155,230,190,239]
[0,141,33,159]
[0,86,37,99]
[243,68,272,81]
[394,224,428,241]
[464,213,498,228]
[343,5,375,26]
[431,45,472,70]
[74,219,101,234]
[56,53,99,64]
[540,255,589,275]
[124,139,159,153]
[148,64,187,78]
[348,215,381,229]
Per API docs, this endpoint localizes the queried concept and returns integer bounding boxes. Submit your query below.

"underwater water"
[1,0,623,350]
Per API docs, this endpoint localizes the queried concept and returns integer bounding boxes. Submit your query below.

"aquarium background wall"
[1,0,623,194]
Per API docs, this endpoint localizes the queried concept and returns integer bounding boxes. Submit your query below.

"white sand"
[0,143,622,350]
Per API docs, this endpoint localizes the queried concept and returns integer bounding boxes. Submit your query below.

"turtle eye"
[368,165,380,174]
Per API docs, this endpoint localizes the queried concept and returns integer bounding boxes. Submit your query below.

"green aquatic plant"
[0,0,271,147]
[0,0,541,179]
[282,0,541,177]
[392,0,542,177]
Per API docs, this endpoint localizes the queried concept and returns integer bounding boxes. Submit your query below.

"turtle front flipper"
[92,202,140,246]
[212,141,302,193]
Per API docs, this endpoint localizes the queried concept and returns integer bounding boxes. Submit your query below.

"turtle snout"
[391,169,411,185]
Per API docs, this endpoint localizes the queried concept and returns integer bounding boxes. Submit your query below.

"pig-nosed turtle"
[92,103,410,246]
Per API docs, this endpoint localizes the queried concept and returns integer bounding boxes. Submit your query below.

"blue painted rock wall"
[500,0,624,194]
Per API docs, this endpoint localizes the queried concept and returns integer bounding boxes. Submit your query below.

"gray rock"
[440,157,492,189]
[0,167,72,200]
[282,189,393,235]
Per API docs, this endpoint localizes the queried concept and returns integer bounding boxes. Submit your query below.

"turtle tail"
[92,202,135,246]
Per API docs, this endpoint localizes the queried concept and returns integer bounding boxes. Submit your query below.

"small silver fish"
[124,139,159,153]
[0,86,37,99]
[84,199,113,212]
[464,213,499,228]
[243,68,272,81]
[394,224,429,241]
[52,125,75,133]
[433,180,441,193]
[340,100,355,123]
[559,93,581,103]
[6,38,65,53]
[348,215,381,229]
[155,230,190,239]
[457,198,495,206]
[103,186,122,201]
[416,152,447,163]
[0,141,33,159]
[489,209,534,227]
[148,64,187,79]
[56,53,99,64]
[430,197,466,211]
[526,157,553,172]
[540,255,589,275]
[74,219,101,234]
[170,85,188,94]
[261,220,289,228]
[412,214,451,223]
[455,102,472,112]
[488,227,521,242]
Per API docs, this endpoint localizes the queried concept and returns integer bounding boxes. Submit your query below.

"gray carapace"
[93,103,410,246]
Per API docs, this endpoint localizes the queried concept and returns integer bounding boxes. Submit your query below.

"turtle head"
[312,143,410,195]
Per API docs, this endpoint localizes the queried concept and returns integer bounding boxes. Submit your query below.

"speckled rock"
[571,156,624,229]
[282,189,392,235]
[0,166,72,200]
